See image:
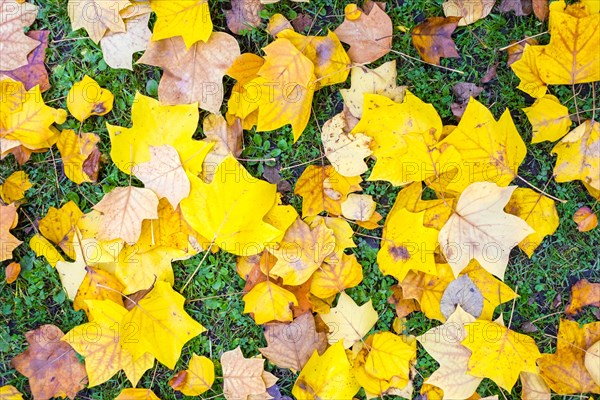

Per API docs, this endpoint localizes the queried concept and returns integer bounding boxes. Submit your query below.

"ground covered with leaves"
[0,0,599,399]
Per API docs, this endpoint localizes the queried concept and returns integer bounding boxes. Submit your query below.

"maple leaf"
[67,75,114,122]
[411,17,461,65]
[311,253,363,298]
[138,32,240,113]
[181,155,286,255]
[0,203,22,262]
[221,347,269,400]
[512,1,600,97]
[552,120,600,198]
[538,319,600,393]
[320,292,378,348]
[439,182,534,279]
[462,318,541,391]
[294,165,362,216]
[565,279,600,315]
[259,313,328,371]
[573,206,598,232]
[0,30,50,91]
[504,188,559,257]
[67,0,130,43]
[115,388,161,400]
[0,385,22,400]
[64,299,155,387]
[108,93,212,176]
[321,112,372,177]
[340,60,406,118]
[292,341,361,399]
[150,0,212,48]
[56,130,101,184]
[93,186,159,245]
[100,13,151,70]
[242,280,298,324]
[442,0,495,25]
[417,306,481,399]
[0,170,30,203]
[523,94,572,143]
[169,354,214,396]
[0,0,39,70]
[334,1,392,64]
[226,0,263,34]
[11,324,87,399]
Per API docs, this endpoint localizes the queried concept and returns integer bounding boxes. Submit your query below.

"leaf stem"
[516,175,567,203]
[388,48,465,75]
[498,31,548,51]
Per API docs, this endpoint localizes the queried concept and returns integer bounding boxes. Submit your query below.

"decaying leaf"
[565,279,600,315]
[5,261,20,283]
[411,17,461,65]
[0,30,50,91]
[221,347,269,399]
[226,0,263,34]
[67,75,114,122]
[0,0,40,70]
[439,275,484,318]
[321,112,372,177]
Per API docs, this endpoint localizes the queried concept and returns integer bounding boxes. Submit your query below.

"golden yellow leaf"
[379,207,439,281]
[394,182,454,231]
[442,0,495,25]
[417,306,481,399]
[268,218,335,286]
[504,188,559,257]
[462,318,541,391]
[538,319,600,394]
[341,193,376,221]
[311,253,363,298]
[55,235,96,300]
[242,280,298,324]
[108,93,212,176]
[67,0,130,43]
[221,347,267,400]
[63,299,155,387]
[180,155,283,256]
[38,200,83,259]
[400,263,454,322]
[573,206,598,232]
[114,246,175,294]
[295,165,362,217]
[340,60,406,118]
[56,130,100,184]
[0,385,22,400]
[320,292,378,348]
[523,94,572,143]
[520,371,551,400]
[365,332,416,381]
[93,186,159,245]
[115,388,161,400]
[292,341,361,399]
[438,182,534,279]
[29,233,63,266]
[169,354,214,396]
[150,0,212,48]
[321,112,372,177]
[66,75,114,122]
[122,281,205,368]
[306,216,357,253]
[73,266,125,318]
[201,114,243,182]
[0,170,30,203]
[552,120,600,197]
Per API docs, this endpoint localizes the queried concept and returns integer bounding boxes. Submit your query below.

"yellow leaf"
[365,332,416,381]
[509,43,548,98]
[504,188,559,257]
[311,253,363,298]
[115,246,175,294]
[67,0,130,43]
[340,60,406,118]
[520,371,551,400]
[201,114,243,182]
[0,170,31,203]
[320,292,378,348]
[585,341,600,387]
[221,347,268,400]
[29,233,63,267]
[56,130,100,184]
[63,299,155,387]
[401,263,454,322]
[242,280,298,324]
[438,182,534,279]
[417,306,482,399]
[462,318,541,391]
[268,218,336,286]
[55,235,96,300]
[341,193,376,221]
[67,75,114,122]
[321,112,372,177]
[379,207,439,281]
[523,95,572,143]
[294,165,362,217]
[73,266,125,318]
[115,388,161,400]
[0,385,22,400]
[108,93,212,176]
[150,0,212,48]
[393,182,455,231]
[121,281,205,368]
[38,200,83,259]
[306,216,357,253]
[93,186,159,245]
[169,354,214,396]
[552,120,600,197]
[180,155,283,256]
[292,341,361,400]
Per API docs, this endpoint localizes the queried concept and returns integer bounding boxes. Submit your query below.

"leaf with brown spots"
[411,17,461,65]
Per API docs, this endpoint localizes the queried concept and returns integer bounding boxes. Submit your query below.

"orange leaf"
[573,206,598,232]
[565,279,600,316]
[5,261,20,283]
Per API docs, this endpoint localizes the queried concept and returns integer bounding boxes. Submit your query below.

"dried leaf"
[411,17,461,65]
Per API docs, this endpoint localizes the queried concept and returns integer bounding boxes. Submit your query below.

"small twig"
[180,240,216,294]
[498,31,549,51]
[388,48,465,74]
[186,291,244,303]
[516,175,567,203]
[507,285,518,330]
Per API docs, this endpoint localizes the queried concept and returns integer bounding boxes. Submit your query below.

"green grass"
[1,0,599,399]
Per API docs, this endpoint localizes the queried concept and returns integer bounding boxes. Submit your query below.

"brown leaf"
[411,17,461,65]
[506,38,539,66]
[123,285,154,311]
[5,261,20,283]
[284,278,313,317]
[226,0,263,35]
[481,62,499,83]
[573,206,598,232]
[388,285,420,318]
[138,33,240,114]
[451,82,484,120]
[221,347,268,399]
[291,13,313,33]
[532,0,549,21]
[499,0,533,16]
[565,279,600,316]
[202,114,244,182]
[334,1,392,64]
[82,147,101,182]
[0,30,49,91]
[11,325,87,400]
[260,313,328,371]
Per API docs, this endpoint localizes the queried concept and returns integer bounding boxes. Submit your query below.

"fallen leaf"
[573,206,598,232]
[0,385,22,400]
[266,13,293,36]
[221,347,268,399]
[38,200,83,259]
[499,0,532,16]
[0,203,22,261]
[533,0,549,20]
[520,371,551,400]
[481,62,498,83]
[411,17,461,65]
[226,0,263,34]
[334,1,392,64]
[291,13,312,32]
[523,94,572,143]
[56,130,101,184]
[73,266,125,317]
[260,312,328,371]
[439,275,484,318]
[149,0,213,48]
[0,0,40,70]
[67,75,114,122]
[565,279,600,315]
[115,388,161,400]
[67,0,130,43]
[100,13,152,70]
[0,30,49,91]
[320,292,378,348]
[365,331,416,381]
[388,286,420,319]
[393,182,455,230]
[29,233,64,266]
[321,113,372,177]
[5,261,20,283]
[169,354,214,396]
[138,32,240,113]
[0,170,31,203]
[202,113,243,182]
[439,182,534,279]
[585,340,600,386]
[292,341,361,399]
[310,253,364,299]
[442,0,495,25]
[55,235,94,300]
[243,280,298,324]
[506,38,538,66]
[12,324,87,399]
[450,82,483,120]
